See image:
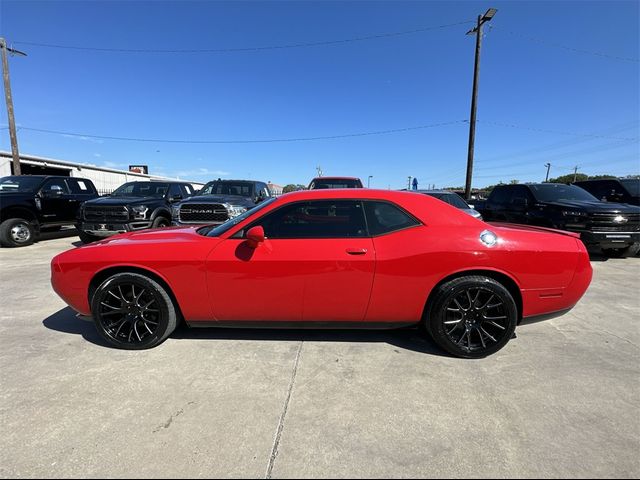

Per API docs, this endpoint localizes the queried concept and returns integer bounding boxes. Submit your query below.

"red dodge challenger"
[51,189,592,358]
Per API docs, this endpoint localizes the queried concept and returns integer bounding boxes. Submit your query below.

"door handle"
[346,248,368,255]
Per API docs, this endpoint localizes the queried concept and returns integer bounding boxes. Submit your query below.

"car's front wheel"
[425,276,518,358]
[91,272,177,349]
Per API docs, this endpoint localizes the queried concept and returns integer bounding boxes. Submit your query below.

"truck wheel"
[0,218,36,247]
[151,216,170,229]
[78,230,100,244]
[602,244,640,258]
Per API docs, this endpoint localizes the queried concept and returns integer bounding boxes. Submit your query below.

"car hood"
[179,194,256,208]
[85,196,161,206]
[84,225,221,246]
[541,199,640,213]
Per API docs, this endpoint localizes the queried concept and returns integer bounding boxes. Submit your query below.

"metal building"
[0,151,204,195]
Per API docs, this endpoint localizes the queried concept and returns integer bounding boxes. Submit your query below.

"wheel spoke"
[108,291,123,302]
[487,320,506,330]
[480,327,497,343]
[483,315,507,321]
[477,328,486,348]
[133,321,142,341]
[100,301,121,310]
[444,319,462,324]
[102,309,126,316]
[115,319,128,337]
[105,318,127,329]
[479,294,495,310]
[453,298,466,311]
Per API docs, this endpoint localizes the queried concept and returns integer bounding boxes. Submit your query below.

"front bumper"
[579,231,640,248]
[78,221,152,237]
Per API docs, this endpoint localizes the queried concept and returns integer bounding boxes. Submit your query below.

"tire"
[91,272,177,350]
[78,230,100,244]
[425,276,518,359]
[151,216,170,229]
[602,244,640,258]
[0,218,36,247]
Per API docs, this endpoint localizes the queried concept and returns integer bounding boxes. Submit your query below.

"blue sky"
[0,0,638,188]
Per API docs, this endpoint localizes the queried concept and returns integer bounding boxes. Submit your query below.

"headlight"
[171,204,180,219]
[131,205,149,219]
[562,210,587,217]
[225,204,247,219]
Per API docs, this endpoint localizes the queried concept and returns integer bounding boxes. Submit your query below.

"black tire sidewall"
[152,216,170,228]
[0,218,36,247]
[91,272,177,350]
[427,276,518,359]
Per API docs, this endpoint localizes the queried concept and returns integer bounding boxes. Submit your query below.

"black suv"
[172,179,271,226]
[480,183,640,256]
[78,181,195,243]
[573,178,640,206]
[0,175,99,247]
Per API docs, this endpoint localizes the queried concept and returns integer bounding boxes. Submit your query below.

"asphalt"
[0,233,638,478]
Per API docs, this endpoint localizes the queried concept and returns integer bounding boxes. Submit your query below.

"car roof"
[310,176,361,181]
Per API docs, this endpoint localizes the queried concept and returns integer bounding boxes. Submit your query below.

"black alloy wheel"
[91,272,177,349]
[426,276,518,358]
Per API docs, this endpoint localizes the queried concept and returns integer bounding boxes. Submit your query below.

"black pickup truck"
[0,175,99,247]
[172,179,271,226]
[479,183,640,256]
[573,178,640,206]
[77,180,195,243]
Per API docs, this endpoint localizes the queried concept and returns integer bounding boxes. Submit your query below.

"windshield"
[529,184,599,202]
[201,197,276,237]
[425,192,469,209]
[0,176,43,193]
[620,179,640,196]
[310,179,362,189]
[198,181,254,197]
[111,182,169,198]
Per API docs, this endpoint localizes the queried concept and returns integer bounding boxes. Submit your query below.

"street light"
[368,175,373,188]
[545,163,551,182]
[463,8,498,201]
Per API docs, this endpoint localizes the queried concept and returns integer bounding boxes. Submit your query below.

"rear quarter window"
[67,179,95,194]
[364,201,420,236]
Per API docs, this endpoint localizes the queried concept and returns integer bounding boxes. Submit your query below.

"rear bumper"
[520,307,573,326]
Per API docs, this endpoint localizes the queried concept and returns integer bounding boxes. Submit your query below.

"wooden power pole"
[0,38,26,176]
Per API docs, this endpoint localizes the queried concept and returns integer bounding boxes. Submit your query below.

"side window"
[41,178,70,195]
[364,201,419,236]
[255,200,367,239]
[67,179,94,194]
[168,184,182,199]
[180,184,194,198]
[489,187,508,205]
[510,185,530,205]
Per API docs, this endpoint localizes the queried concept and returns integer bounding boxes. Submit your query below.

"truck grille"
[84,206,129,222]
[179,203,229,224]
[589,212,640,232]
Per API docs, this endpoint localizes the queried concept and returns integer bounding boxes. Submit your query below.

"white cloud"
[175,168,230,179]
[61,134,104,144]
[93,153,101,158]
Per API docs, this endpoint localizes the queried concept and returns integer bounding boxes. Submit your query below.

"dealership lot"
[0,236,639,478]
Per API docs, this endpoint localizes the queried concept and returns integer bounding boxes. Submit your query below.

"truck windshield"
[198,181,253,197]
[310,179,362,189]
[200,197,276,237]
[620,179,640,196]
[529,184,599,202]
[0,176,43,193]
[111,182,169,198]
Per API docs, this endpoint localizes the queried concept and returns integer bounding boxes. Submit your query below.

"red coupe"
[51,189,592,358]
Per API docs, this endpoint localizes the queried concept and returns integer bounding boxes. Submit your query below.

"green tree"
[548,173,589,184]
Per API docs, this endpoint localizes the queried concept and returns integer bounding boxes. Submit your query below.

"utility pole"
[545,163,551,182]
[0,38,26,176]
[407,176,412,190]
[316,165,323,177]
[464,8,497,201]
[573,165,579,182]
[367,175,373,188]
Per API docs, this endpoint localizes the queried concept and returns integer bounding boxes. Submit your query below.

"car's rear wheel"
[425,276,518,359]
[0,218,36,247]
[91,272,177,349]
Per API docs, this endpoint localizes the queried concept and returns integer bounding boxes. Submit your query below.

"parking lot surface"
[1,235,639,478]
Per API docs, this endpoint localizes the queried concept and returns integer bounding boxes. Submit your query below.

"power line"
[13,20,473,54]
[17,120,466,144]
[476,120,638,141]
[493,26,639,63]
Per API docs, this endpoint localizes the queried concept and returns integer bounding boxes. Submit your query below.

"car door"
[504,186,530,224]
[206,199,375,323]
[38,178,73,223]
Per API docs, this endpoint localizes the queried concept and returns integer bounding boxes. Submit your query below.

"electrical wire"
[13,20,473,54]
[17,120,466,144]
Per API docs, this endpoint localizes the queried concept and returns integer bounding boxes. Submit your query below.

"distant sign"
[129,165,148,174]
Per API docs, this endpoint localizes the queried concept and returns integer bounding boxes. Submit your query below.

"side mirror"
[246,226,265,249]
